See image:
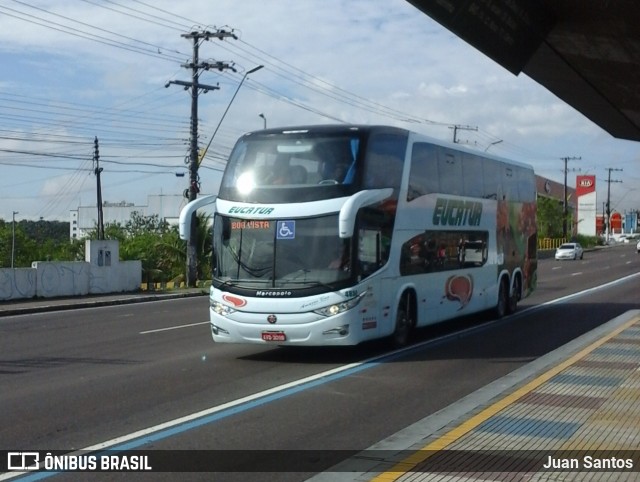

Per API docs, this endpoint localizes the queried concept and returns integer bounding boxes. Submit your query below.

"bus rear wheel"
[507,275,521,314]
[495,278,508,318]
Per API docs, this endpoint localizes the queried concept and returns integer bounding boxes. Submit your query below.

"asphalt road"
[1,243,639,481]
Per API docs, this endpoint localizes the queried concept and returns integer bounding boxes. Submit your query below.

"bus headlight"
[313,293,364,317]
[211,300,236,316]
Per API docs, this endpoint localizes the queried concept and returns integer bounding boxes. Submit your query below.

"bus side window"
[400,230,489,276]
[438,150,462,196]
[482,159,502,200]
[462,153,484,198]
[503,167,518,200]
[408,143,438,201]
[364,154,403,190]
[364,133,407,192]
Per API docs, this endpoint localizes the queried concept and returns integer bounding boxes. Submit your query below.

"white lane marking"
[140,321,209,334]
[571,272,583,276]
[552,266,562,270]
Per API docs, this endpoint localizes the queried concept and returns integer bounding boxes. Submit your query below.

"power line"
[3,2,185,61]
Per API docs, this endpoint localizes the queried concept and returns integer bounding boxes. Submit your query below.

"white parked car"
[555,242,584,260]
[637,239,640,254]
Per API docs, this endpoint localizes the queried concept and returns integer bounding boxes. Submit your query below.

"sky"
[0,0,638,222]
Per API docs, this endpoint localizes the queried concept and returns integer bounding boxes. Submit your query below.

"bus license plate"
[262,331,286,342]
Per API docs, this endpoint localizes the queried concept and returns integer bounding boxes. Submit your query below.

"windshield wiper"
[214,279,236,290]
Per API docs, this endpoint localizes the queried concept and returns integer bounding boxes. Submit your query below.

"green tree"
[155,212,212,284]
[537,196,565,238]
[0,219,83,267]
[195,212,213,282]
[120,231,166,285]
[0,223,30,267]
[124,211,170,237]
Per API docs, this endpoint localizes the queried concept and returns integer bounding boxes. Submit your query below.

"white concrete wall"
[0,268,37,301]
[0,240,142,301]
[32,261,90,297]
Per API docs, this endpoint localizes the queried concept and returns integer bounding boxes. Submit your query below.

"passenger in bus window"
[268,156,290,185]
[319,159,348,184]
[289,165,308,184]
[457,237,466,267]
[332,163,348,183]
[328,243,350,270]
[420,237,436,271]
[436,244,447,269]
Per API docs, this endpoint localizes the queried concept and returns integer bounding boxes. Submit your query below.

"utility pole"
[449,124,477,143]
[604,167,623,242]
[560,156,580,238]
[11,211,18,268]
[94,136,104,240]
[166,29,237,287]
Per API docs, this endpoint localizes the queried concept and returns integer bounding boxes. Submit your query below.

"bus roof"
[237,124,534,172]
[238,124,408,138]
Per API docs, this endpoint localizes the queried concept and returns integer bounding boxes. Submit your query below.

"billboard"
[576,175,597,236]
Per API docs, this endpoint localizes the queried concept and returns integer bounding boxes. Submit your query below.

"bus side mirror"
[179,195,217,240]
[339,188,393,238]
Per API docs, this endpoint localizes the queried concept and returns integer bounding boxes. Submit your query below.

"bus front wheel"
[392,304,412,348]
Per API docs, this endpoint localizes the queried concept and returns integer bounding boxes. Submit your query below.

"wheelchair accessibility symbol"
[277,220,295,239]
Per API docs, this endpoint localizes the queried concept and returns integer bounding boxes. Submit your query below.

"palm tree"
[155,212,212,286]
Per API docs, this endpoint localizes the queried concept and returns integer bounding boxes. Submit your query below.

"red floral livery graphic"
[222,294,247,308]
[445,274,473,310]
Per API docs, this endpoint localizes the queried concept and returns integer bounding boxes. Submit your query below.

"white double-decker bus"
[180,125,537,346]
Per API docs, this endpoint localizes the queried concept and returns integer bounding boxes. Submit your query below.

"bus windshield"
[213,213,352,290]
[218,130,362,203]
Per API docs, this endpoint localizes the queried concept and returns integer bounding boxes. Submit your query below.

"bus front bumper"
[209,308,361,346]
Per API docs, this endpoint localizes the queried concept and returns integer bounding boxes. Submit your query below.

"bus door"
[356,227,390,339]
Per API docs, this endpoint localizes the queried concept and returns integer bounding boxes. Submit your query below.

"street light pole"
[259,113,267,129]
[199,65,264,163]
[11,211,18,269]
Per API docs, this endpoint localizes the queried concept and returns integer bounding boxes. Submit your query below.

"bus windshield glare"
[218,130,362,203]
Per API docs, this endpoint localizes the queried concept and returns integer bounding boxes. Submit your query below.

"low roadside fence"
[538,238,566,250]
[141,280,210,291]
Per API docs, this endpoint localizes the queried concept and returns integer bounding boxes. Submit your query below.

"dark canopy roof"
[406,0,640,141]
